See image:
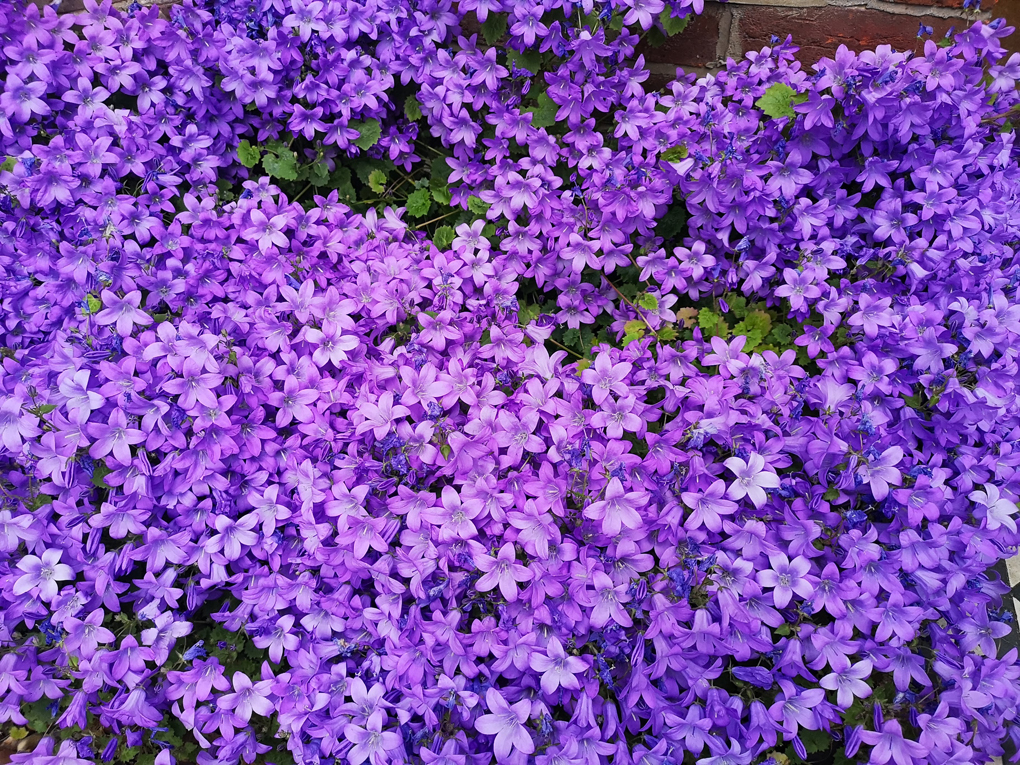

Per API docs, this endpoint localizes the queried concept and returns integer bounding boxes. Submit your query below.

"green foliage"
[86,294,102,314]
[0,156,15,173]
[92,461,112,489]
[768,323,793,346]
[481,13,508,45]
[303,160,330,186]
[430,174,452,205]
[331,167,356,203]
[623,319,646,346]
[262,143,299,181]
[660,143,688,163]
[350,119,382,150]
[467,195,490,215]
[237,139,261,168]
[368,169,388,194]
[527,92,559,129]
[659,8,690,36]
[433,225,456,249]
[755,83,807,120]
[518,303,541,326]
[406,188,432,218]
[404,94,423,121]
[507,48,542,75]
[732,310,772,350]
[657,325,678,342]
[656,205,688,240]
[637,293,659,311]
[698,308,729,339]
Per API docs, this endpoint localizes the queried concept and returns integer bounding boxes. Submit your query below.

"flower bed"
[1,1,1020,764]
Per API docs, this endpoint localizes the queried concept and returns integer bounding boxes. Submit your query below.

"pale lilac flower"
[724,453,780,508]
[969,483,1018,532]
[14,549,74,602]
[474,688,534,761]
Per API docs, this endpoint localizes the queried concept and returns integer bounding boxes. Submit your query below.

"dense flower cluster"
[1,0,1020,764]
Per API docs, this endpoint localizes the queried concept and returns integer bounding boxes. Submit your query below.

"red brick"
[737,6,971,63]
[885,0,967,7]
[640,4,725,68]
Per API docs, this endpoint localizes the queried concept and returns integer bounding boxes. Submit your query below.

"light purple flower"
[724,453,780,508]
[14,549,74,602]
[474,688,534,761]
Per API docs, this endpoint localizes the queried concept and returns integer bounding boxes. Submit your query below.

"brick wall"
[641,0,1003,78]
[30,0,1019,71]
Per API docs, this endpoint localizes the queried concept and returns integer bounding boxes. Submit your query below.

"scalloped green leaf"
[350,119,382,151]
[406,188,432,218]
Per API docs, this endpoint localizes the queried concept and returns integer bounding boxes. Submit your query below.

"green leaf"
[30,404,57,416]
[727,294,748,318]
[506,48,542,76]
[406,188,432,218]
[698,308,728,339]
[331,167,356,203]
[481,12,508,45]
[735,309,772,349]
[350,119,382,151]
[768,323,793,346]
[91,461,112,490]
[575,358,592,374]
[637,293,659,311]
[433,225,456,249]
[262,139,288,155]
[467,195,490,216]
[87,295,102,315]
[657,325,678,342]
[660,143,688,163]
[518,303,541,325]
[305,161,330,187]
[430,174,452,205]
[527,92,558,129]
[404,94,423,121]
[623,320,646,338]
[262,151,299,181]
[823,487,840,502]
[659,8,689,36]
[800,728,833,755]
[440,443,452,459]
[644,26,667,48]
[236,139,261,168]
[562,327,581,347]
[656,205,688,240]
[368,169,388,194]
[9,727,28,741]
[755,83,799,120]
[0,156,15,173]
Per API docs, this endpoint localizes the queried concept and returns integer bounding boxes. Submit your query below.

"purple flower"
[14,549,74,602]
[343,719,403,765]
[474,543,533,602]
[859,719,927,765]
[724,453,781,509]
[217,671,275,722]
[858,446,903,501]
[580,353,633,405]
[94,290,152,336]
[820,659,873,708]
[681,478,738,532]
[756,553,815,609]
[968,483,1018,532]
[474,688,534,761]
[583,477,649,536]
[87,409,145,465]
